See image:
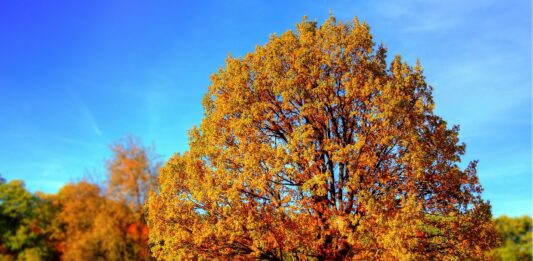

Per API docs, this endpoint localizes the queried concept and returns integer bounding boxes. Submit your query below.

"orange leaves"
[106,136,159,217]
[55,181,138,261]
[148,15,498,260]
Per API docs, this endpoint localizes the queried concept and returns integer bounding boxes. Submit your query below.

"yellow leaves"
[331,139,366,164]
[147,15,497,260]
[56,181,139,261]
[106,136,159,216]
[302,171,329,197]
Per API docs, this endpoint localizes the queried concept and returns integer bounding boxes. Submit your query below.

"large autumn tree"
[148,16,498,260]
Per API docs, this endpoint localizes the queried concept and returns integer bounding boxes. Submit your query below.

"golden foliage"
[107,136,159,218]
[106,136,159,260]
[148,16,498,259]
[55,181,135,261]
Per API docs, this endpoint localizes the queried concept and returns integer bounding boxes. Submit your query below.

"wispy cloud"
[372,0,498,33]
[145,89,166,134]
[68,89,104,138]
[142,72,175,138]
[41,159,65,178]
[79,101,103,137]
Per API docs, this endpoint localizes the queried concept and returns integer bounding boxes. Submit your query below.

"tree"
[148,16,498,260]
[55,181,136,261]
[492,215,532,260]
[107,136,159,216]
[106,136,159,259]
[0,178,59,261]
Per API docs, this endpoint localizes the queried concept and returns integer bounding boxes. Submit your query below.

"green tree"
[492,215,532,260]
[0,178,58,261]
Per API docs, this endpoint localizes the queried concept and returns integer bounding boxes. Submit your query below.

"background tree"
[107,136,159,216]
[0,178,58,261]
[106,136,159,260]
[492,215,532,260]
[54,181,135,261]
[148,16,498,260]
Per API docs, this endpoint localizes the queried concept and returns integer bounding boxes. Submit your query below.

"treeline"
[3,16,531,260]
[0,137,530,260]
[0,137,158,261]
[493,215,532,260]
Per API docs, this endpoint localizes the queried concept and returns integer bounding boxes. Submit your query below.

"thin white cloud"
[143,72,175,138]
[67,89,104,138]
[79,101,103,137]
[41,159,65,178]
[145,90,165,133]
[368,0,498,33]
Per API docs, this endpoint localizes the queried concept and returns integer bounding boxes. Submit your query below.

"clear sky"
[0,0,530,217]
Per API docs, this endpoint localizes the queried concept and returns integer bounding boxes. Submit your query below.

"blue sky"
[0,0,530,216]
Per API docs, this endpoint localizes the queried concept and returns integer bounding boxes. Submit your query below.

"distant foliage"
[0,137,159,261]
[106,136,159,259]
[107,136,159,217]
[148,16,498,260]
[492,215,532,260]
[54,181,136,261]
[0,179,58,261]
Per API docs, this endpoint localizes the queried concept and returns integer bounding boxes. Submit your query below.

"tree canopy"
[148,16,499,260]
[492,215,532,260]
[55,181,133,261]
[107,136,159,218]
[0,137,159,261]
[0,179,58,261]
[106,136,159,260]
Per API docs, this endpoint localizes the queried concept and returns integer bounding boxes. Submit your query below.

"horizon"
[0,0,531,217]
